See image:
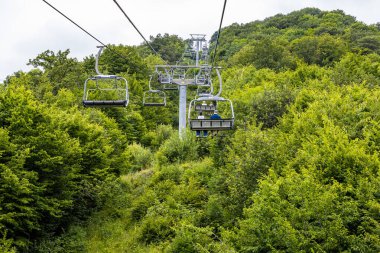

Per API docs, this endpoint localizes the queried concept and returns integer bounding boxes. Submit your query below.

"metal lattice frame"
[151,35,233,137]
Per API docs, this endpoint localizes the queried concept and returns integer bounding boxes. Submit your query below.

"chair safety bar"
[189,119,234,130]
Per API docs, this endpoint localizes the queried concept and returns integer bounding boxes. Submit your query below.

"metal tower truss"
[150,34,233,137]
[178,34,209,66]
[155,65,212,86]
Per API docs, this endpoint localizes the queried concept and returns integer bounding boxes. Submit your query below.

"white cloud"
[1,0,379,82]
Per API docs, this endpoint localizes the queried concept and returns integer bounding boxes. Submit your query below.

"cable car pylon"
[152,34,234,138]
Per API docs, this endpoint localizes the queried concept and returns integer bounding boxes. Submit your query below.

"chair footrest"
[189,119,234,130]
[143,103,166,106]
[83,100,128,107]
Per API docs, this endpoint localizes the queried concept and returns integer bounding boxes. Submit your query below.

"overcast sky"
[1,0,379,82]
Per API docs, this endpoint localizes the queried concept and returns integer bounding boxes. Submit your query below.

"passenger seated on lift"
[196,111,208,137]
[210,110,221,120]
[210,110,221,136]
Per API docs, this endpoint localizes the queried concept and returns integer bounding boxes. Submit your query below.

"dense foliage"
[1,8,380,252]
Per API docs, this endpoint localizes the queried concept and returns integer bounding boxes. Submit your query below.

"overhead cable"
[41,0,130,61]
[211,0,228,68]
[112,0,159,55]
[42,0,106,46]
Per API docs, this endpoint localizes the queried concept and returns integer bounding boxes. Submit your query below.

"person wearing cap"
[210,110,221,120]
[209,110,221,136]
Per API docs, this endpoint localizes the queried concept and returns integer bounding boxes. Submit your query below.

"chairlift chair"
[184,49,195,58]
[143,90,166,106]
[201,52,209,61]
[158,69,172,84]
[183,41,195,58]
[83,46,129,107]
[143,75,167,106]
[163,83,178,90]
[155,66,177,90]
[188,96,234,131]
[172,68,186,80]
[194,101,216,112]
[201,46,209,61]
[196,80,213,97]
[196,66,213,96]
[195,67,211,85]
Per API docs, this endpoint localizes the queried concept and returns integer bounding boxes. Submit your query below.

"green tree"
[331,53,380,86]
[28,49,85,94]
[100,45,149,78]
[230,38,296,70]
[291,34,347,66]
[148,33,185,64]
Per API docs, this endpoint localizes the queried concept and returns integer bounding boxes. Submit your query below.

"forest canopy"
[1,8,380,253]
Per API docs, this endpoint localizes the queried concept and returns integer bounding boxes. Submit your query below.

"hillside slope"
[1,8,380,253]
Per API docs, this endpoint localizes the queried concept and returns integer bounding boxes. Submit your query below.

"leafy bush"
[165,224,215,253]
[155,130,199,165]
[123,143,153,173]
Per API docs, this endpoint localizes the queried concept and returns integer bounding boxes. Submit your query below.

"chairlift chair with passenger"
[189,67,234,132]
[188,96,234,131]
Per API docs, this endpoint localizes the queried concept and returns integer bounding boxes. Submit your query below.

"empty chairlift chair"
[143,90,166,106]
[183,49,195,59]
[195,67,212,97]
[83,46,129,107]
[195,67,211,85]
[172,68,186,80]
[156,68,178,90]
[183,42,196,59]
[196,78,213,97]
[143,75,167,106]
[157,69,172,84]
[163,82,178,91]
[201,45,208,61]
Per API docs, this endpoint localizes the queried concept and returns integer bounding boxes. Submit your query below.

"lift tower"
[154,34,212,137]
[189,34,207,66]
